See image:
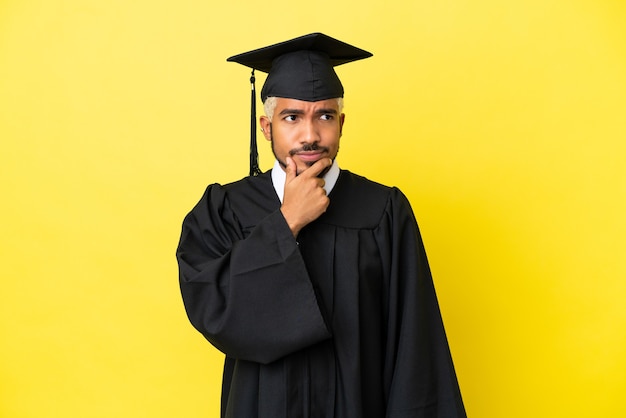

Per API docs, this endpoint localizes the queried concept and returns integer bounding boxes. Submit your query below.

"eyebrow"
[278,108,305,115]
[278,108,338,115]
[315,108,338,115]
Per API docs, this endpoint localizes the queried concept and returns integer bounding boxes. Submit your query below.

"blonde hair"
[263,97,344,122]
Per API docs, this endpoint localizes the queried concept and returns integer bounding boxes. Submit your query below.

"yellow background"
[1,0,625,416]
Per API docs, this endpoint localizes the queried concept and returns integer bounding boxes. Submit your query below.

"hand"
[280,157,332,237]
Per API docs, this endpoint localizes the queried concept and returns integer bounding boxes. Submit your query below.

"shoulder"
[220,170,272,194]
[322,170,412,228]
[213,171,279,227]
[186,171,276,221]
[194,171,275,206]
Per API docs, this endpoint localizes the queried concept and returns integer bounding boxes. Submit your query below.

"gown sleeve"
[381,188,466,417]
[176,184,331,365]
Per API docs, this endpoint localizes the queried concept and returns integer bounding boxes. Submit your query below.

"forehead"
[274,97,339,112]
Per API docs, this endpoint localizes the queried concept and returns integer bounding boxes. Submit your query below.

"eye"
[320,114,334,121]
[284,115,297,122]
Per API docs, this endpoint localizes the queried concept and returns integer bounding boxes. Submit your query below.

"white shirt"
[271,159,340,203]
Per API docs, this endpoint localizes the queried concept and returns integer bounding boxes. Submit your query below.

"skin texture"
[259,98,345,237]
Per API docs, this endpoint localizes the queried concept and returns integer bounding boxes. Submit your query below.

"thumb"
[284,157,296,183]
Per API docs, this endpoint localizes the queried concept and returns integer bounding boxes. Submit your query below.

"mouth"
[290,144,329,164]
[293,150,326,163]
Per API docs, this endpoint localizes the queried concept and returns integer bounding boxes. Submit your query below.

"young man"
[177,33,466,418]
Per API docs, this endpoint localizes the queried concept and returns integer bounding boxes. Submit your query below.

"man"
[177,33,466,417]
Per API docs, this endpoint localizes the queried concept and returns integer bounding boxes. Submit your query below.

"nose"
[301,119,320,144]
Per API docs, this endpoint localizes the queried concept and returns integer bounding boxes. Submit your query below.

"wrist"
[280,207,303,238]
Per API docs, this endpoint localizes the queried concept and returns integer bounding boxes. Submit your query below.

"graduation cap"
[227,33,373,175]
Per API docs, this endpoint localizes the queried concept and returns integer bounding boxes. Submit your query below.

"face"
[260,98,345,175]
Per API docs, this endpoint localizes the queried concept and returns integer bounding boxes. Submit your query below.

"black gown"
[177,169,466,418]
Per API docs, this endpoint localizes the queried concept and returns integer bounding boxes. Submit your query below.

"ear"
[259,116,272,141]
[339,113,345,136]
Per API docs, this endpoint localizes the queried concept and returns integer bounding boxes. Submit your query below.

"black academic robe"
[177,169,466,418]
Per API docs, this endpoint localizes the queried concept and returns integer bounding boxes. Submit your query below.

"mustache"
[289,143,329,156]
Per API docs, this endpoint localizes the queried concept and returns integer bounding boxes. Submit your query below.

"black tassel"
[249,69,261,176]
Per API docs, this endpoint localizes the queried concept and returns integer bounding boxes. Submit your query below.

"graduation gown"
[177,169,466,418]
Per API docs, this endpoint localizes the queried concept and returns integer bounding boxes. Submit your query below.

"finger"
[301,158,333,178]
[310,177,326,191]
[284,157,296,183]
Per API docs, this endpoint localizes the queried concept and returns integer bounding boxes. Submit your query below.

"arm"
[176,184,331,365]
[380,189,466,417]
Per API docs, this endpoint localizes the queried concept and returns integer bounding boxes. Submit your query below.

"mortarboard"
[227,33,372,175]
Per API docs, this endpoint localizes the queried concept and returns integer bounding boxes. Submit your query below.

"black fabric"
[227,32,372,74]
[177,170,466,418]
[259,50,344,103]
[227,32,372,102]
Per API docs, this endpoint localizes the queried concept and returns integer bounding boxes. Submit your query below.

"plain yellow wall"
[1,0,625,417]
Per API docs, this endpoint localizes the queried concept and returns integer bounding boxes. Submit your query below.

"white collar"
[271,159,340,203]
